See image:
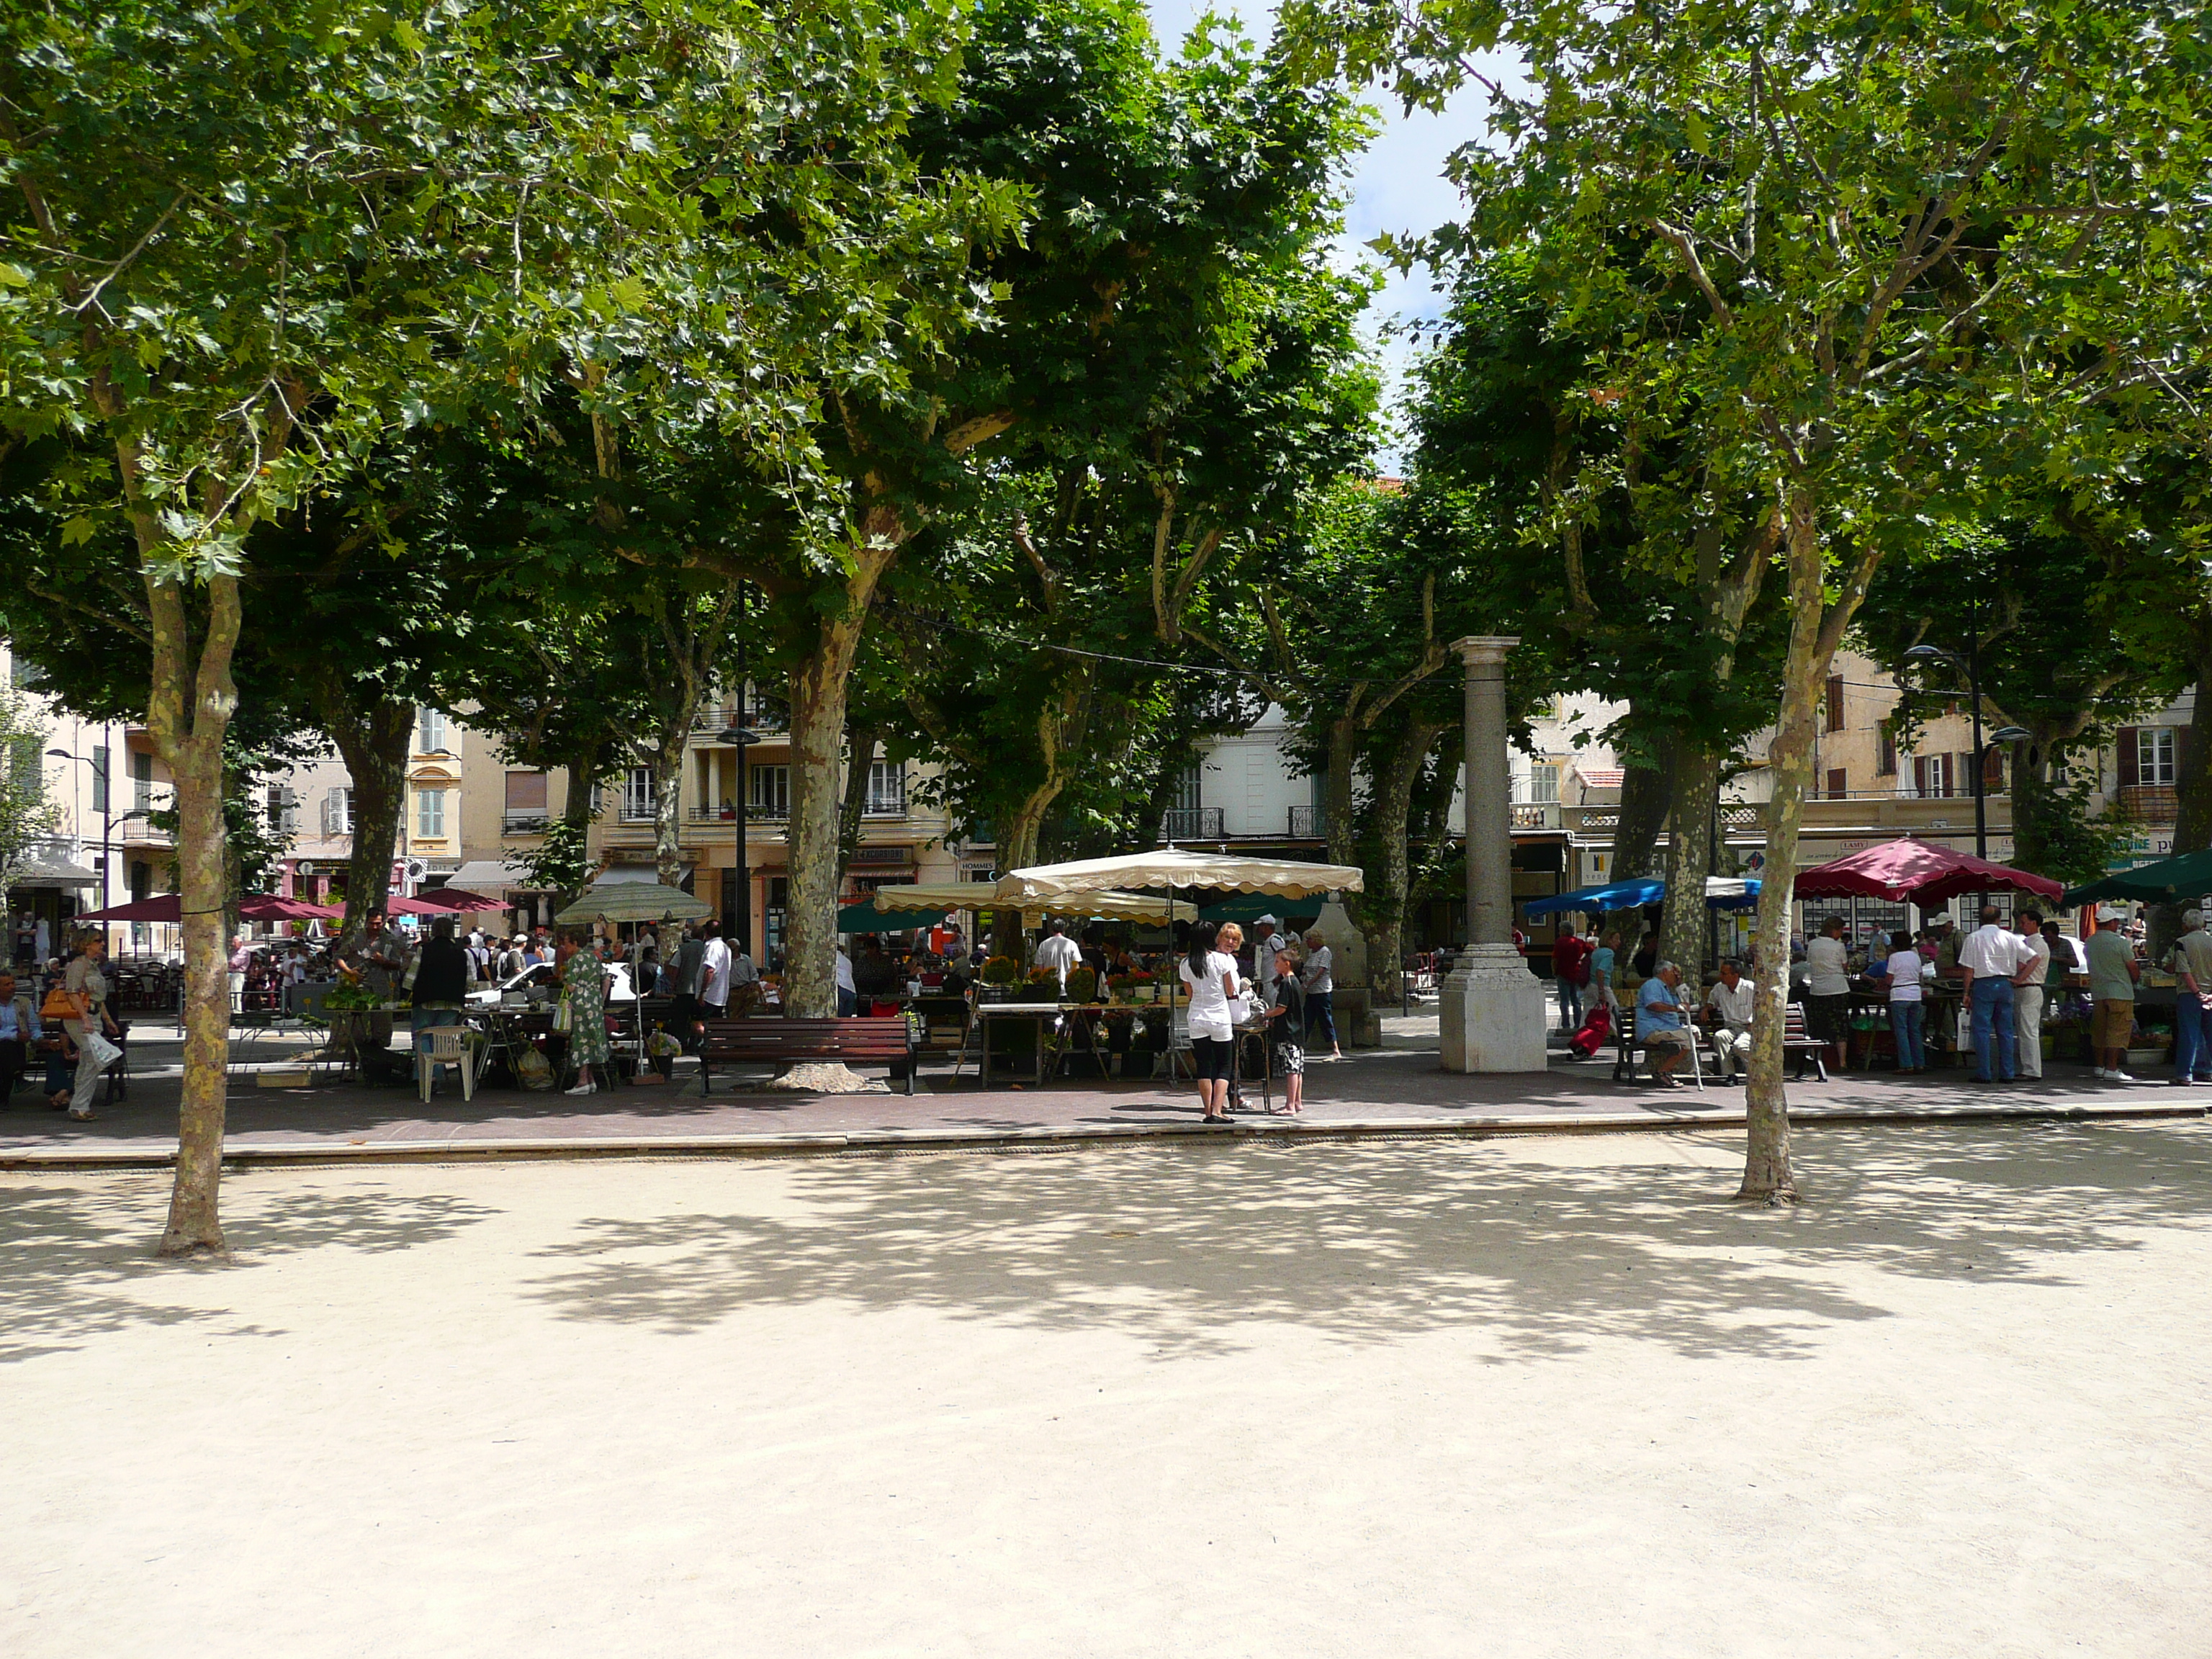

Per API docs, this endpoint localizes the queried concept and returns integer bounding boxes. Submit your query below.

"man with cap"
[2085,905,2141,1080]
[2166,907,2212,1084]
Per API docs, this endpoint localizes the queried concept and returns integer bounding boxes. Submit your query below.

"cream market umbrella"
[1001,850,1363,901]
[554,881,712,925]
[1003,851,1363,1029]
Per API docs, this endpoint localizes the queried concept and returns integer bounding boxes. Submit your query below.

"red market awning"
[1793,838,2064,907]
[413,886,505,912]
[77,893,341,924]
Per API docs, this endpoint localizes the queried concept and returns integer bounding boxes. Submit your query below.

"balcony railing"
[1159,807,1225,841]
[688,804,789,822]
[617,799,656,824]
[1289,804,1326,839]
[503,810,549,834]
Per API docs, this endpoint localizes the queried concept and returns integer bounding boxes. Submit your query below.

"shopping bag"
[83,1029,122,1071]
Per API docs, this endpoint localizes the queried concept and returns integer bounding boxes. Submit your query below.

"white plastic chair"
[417,1025,478,1103]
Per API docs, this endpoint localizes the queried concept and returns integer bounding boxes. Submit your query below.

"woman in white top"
[1177,921,1241,1125]
[1876,928,1929,1073]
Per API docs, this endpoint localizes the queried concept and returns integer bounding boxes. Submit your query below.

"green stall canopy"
[1197,894,1323,925]
[837,902,945,933]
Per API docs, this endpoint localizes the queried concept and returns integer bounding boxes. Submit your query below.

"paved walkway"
[4,1012,2199,1164]
[7,1122,2210,1655]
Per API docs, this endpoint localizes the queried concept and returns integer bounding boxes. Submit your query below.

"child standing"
[1267,945,1308,1114]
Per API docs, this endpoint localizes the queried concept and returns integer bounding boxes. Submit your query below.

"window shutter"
[1877,727,1897,775]
[2117,728,2139,787]
[1826,768,1847,800]
[1913,756,1929,797]
[1982,747,2005,788]
[1955,753,1973,795]
[1824,675,1845,733]
[320,788,339,836]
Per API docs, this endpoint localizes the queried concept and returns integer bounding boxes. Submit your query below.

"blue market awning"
[1523,876,1760,919]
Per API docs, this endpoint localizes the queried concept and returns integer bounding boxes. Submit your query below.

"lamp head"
[1990,725,2031,744]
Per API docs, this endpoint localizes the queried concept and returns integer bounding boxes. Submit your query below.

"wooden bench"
[1611,997,1830,1084]
[697,1017,917,1096]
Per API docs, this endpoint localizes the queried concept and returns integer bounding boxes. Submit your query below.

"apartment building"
[454,693,971,965]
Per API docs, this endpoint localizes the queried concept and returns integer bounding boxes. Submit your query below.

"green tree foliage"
[1290,0,2209,1200]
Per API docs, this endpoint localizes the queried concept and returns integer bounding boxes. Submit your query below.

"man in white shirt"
[698,921,733,1018]
[1032,920,1082,989]
[1804,917,1853,1069]
[1702,958,1757,1082]
[2014,908,2052,1080]
[1300,932,1341,1059]
[1958,903,2036,1082]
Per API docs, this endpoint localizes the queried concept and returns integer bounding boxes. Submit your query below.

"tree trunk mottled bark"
[785,526,902,1020]
[2170,621,2212,855]
[1741,494,1863,1206]
[140,561,243,1257]
[325,698,410,953]
[1353,719,1448,1004]
[651,719,688,891]
[1658,742,1719,984]
[835,721,880,893]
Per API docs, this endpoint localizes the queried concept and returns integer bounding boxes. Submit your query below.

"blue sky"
[1142,0,1499,458]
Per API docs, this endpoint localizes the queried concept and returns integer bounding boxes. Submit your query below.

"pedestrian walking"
[1959,904,2036,1083]
[2166,908,2212,1085]
[1300,930,1342,1059]
[1590,929,1621,1010]
[2086,906,2140,1080]
[1179,920,1239,1125]
[698,920,732,1020]
[1032,919,1082,990]
[2014,907,2051,1080]
[1552,925,1588,1031]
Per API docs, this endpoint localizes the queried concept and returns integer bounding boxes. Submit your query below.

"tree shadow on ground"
[523,1122,2212,1363]
[0,1175,500,1363]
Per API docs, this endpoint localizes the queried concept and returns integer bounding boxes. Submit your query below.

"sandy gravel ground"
[4,1122,2209,1658]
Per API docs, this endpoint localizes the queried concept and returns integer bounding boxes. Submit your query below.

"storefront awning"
[448,858,531,894]
[9,854,101,889]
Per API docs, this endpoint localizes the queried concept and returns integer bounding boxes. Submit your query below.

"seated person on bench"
[1638,961,1694,1089]
[1702,958,1755,1083]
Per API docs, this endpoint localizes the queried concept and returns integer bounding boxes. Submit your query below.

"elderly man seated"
[1637,961,1694,1088]
[1702,958,1755,1083]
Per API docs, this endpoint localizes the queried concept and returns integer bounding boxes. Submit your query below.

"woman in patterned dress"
[557,932,611,1096]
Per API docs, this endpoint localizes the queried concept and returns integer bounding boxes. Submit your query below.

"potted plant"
[1065,966,1099,1005]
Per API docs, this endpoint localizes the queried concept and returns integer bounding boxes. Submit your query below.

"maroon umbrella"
[76,893,339,924]
[1792,837,2063,906]
[411,886,504,912]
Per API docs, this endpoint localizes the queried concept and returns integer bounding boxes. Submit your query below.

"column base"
[1439,946,1550,1073]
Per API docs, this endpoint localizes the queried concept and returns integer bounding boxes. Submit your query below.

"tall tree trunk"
[785,529,901,1020]
[323,696,410,953]
[1353,719,1449,1003]
[1740,495,1879,1204]
[835,721,880,892]
[1611,756,1673,878]
[1658,742,1720,983]
[2170,619,2212,855]
[560,739,603,908]
[142,562,242,1258]
[650,715,690,891]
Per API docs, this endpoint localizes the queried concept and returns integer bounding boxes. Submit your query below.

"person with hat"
[2085,905,2141,1081]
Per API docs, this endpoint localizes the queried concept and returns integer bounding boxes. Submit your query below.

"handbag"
[40,986,78,1021]
[552,989,573,1034]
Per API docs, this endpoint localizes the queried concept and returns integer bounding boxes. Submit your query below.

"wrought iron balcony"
[1289,804,1326,839]
[1159,807,1225,841]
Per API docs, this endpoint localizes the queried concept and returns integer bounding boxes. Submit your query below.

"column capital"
[1450,635,1521,666]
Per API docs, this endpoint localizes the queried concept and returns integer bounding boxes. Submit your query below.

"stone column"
[1440,635,1549,1072]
